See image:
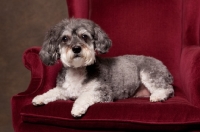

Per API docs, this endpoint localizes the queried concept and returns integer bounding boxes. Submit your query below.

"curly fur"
[32,18,174,117]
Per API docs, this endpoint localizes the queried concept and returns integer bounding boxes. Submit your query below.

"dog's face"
[39,18,112,68]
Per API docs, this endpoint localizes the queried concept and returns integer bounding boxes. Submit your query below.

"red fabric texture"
[12,0,200,131]
[20,98,200,131]
[180,46,200,108]
[67,0,89,19]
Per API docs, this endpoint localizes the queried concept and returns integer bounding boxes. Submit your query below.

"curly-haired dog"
[32,18,174,117]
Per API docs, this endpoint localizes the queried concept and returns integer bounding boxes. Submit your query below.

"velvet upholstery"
[12,0,200,131]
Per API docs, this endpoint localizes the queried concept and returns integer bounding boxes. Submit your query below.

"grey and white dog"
[32,18,174,117]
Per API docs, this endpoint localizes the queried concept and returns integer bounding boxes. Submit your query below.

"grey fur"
[57,55,173,102]
[34,18,174,117]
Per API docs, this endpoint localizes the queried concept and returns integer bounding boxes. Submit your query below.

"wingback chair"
[12,0,200,131]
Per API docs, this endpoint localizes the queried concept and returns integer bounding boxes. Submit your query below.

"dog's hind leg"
[140,70,174,102]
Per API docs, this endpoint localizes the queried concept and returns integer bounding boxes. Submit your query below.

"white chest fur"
[62,68,87,99]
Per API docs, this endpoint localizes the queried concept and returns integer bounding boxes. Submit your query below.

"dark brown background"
[0,0,68,131]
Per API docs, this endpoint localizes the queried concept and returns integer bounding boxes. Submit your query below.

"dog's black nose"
[72,46,82,54]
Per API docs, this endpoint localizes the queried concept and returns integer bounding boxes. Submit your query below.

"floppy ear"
[39,20,66,65]
[93,24,112,54]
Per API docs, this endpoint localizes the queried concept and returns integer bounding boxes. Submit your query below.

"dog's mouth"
[70,54,85,68]
[73,54,82,59]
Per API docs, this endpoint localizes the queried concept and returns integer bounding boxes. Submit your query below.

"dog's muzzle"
[72,46,82,54]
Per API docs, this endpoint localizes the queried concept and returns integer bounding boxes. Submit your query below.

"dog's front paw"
[71,105,87,118]
[32,95,46,106]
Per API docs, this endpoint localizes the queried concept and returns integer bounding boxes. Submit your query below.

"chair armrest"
[17,47,44,96]
[17,47,62,96]
[180,46,200,108]
[12,47,63,131]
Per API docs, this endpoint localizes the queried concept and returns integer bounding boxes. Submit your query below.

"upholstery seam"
[21,113,200,125]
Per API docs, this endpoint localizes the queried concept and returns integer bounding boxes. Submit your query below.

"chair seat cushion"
[21,96,200,131]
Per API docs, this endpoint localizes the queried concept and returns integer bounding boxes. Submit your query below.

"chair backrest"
[67,0,200,90]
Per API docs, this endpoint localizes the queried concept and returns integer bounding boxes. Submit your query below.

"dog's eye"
[81,34,88,42]
[62,36,69,42]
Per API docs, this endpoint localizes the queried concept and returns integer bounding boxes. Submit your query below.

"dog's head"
[40,18,112,68]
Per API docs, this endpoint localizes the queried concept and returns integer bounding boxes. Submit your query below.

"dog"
[32,18,174,117]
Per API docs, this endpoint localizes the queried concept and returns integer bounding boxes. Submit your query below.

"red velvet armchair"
[12,0,200,131]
